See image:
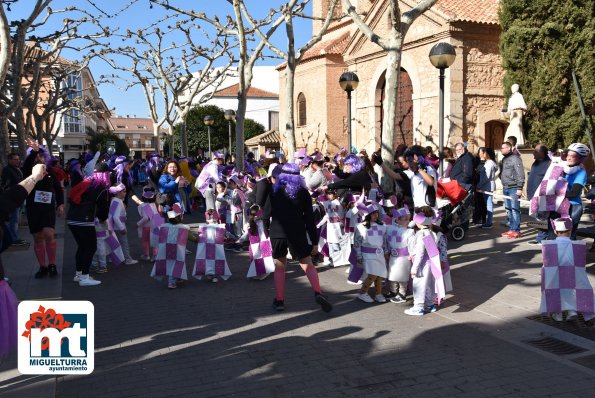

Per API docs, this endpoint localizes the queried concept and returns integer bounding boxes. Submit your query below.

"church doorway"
[485,120,508,150]
[377,68,413,151]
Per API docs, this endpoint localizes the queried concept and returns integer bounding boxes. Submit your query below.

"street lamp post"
[204,115,214,159]
[224,109,236,158]
[339,71,359,153]
[429,42,456,177]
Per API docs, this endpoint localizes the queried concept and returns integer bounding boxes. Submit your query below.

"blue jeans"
[7,207,21,241]
[503,187,521,232]
[483,193,493,226]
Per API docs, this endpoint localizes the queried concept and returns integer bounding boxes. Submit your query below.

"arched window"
[297,93,307,126]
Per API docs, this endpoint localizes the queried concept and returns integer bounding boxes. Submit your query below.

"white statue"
[505,83,527,147]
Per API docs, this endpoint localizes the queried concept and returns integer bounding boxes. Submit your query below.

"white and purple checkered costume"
[195,161,221,195]
[540,238,595,320]
[149,208,164,249]
[193,224,232,280]
[150,224,189,280]
[95,218,124,266]
[245,220,275,279]
[529,163,570,218]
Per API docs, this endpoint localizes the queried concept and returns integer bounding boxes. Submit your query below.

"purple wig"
[91,171,112,189]
[274,163,306,199]
[26,145,52,166]
[146,154,160,176]
[115,162,133,186]
[343,154,363,173]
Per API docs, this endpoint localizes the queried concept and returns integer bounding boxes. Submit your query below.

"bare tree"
[341,0,436,191]
[99,13,234,156]
[151,0,292,171]
[0,0,52,163]
[244,0,340,161]
[16,12,112,151]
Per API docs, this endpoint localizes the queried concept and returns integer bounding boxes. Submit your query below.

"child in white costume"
[109,183,138,265]
[320,189,350,267]
[150,207,189,289]
[384,205,414,304]
[354,203,389,303]
[404,206,439,316]
[137,188,159,261]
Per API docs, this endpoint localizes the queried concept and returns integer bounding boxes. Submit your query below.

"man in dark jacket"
[1,153,27,246]
[526,144,551,245]
[450,143,475,188]
[499,141,525,238]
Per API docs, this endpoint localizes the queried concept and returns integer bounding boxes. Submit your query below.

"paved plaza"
[1,193,595,397]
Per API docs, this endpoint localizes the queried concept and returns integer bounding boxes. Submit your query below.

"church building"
[278,0,508,156]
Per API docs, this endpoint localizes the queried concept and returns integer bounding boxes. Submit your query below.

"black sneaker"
[34,267,49,279]
[527,240,542,246]
[48,264,58,278]
[383,291,397,299]
[272,299,285,311]
[11,239,28,247]
[315,293,333,313]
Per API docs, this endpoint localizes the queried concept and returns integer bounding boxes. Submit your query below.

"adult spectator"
[305,153,327,192]
[0,163,47,357]
[526,144,551,245]
[1,153,27,246]
[499,141,525,239]
[325,154,372,197]
[23,139,64,279]
[379,146,435,208]
[373,150,412,208]
[507,135,521,156]
[425,146,440,170]
[159,161,188,209]
[450,143,474,188]
[66,163,111,286]
[266,163,332,313]
[441,147,455,178]
[477,147,497,228]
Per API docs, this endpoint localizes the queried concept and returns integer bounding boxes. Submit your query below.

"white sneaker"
[79,275,101,286]
[125,259,139,265]
[374,294,387,303]
[566,310,578,321]
[404,306,425,316]
[73,272,82,283]
[357,293,374,303]
[551,312,563,322]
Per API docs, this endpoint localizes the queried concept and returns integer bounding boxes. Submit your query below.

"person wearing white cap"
[109,183,138,265]
[404,206,438,315]
[540,217,595,323]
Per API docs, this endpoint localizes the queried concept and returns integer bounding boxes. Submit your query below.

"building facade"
[58,68,113,161]
[110,117,167,159]
[279,0,507,156]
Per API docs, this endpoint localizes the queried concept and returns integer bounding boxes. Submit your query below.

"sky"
[7,0,313,119]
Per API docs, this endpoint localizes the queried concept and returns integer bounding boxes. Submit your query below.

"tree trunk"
[235,90,247,170]
[284,61,297,161]
[379,45,403,193]
[0,116,9,163]
[152,123,160,154]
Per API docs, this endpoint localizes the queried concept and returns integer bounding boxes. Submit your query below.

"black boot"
[48,264,58,278]
[34,267,49,279]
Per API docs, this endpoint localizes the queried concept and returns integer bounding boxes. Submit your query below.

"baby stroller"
[436,179,475,241]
